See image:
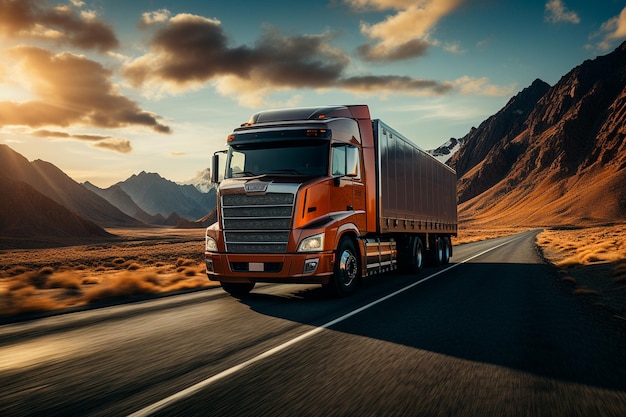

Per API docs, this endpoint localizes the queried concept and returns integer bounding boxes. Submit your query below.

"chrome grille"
[221,192,295,253]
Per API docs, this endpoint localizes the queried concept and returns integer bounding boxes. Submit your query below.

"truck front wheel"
[327,238,360,296]
[221,282,255,297]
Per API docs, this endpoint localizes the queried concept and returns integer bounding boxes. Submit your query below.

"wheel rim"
[437,240,443,263]
[339,249,358,287]
[416,244,423,269]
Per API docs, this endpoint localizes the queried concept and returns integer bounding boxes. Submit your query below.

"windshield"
[226,141,329,178]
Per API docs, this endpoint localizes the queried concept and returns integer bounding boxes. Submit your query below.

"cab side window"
[332,145,360,179]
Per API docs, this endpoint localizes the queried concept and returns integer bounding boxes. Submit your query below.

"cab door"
[331,144,366,230]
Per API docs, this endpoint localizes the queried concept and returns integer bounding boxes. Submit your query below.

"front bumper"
[205,251,335,284]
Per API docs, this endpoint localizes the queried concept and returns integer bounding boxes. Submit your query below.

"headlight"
[298,233,324,252]
[205,236,218,252]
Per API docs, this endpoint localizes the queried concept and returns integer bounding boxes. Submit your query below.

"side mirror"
[211,151,227,183]
[211,154,220,184]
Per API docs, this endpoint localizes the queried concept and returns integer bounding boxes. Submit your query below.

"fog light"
[304,258,319,274]
[206,258,214,273]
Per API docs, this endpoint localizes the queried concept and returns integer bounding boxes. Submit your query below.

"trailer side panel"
[374,119,457,235]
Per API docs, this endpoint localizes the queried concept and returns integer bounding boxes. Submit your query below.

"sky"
[1,0,625,188]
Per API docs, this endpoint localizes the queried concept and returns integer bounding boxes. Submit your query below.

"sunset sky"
[1,0,625,188]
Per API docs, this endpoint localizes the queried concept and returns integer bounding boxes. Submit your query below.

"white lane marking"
[128,233,527,417]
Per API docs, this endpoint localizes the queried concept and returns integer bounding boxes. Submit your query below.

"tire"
[221,282,255,297]
[328,238,360,296]
[431,237,444,266]
[442,237,451,264]
[410,237,424,274]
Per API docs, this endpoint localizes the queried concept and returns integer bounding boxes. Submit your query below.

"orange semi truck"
[205,105,457,296]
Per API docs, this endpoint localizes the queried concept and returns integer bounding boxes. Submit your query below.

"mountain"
[82,181,169,225]
[428,137,466,164]
[429,78,549,165]
[180,168,215,193]
[451,41,626,226]
[115,171,217,221]
[450,78,551,179]
[0,145,142,227]
[0,177,111,248]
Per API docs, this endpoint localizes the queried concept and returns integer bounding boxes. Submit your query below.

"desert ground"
[0,228,218,318]
[1,225,625,320]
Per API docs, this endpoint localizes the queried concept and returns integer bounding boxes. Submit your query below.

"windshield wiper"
[268,169,306,175]
[232,171,257,177]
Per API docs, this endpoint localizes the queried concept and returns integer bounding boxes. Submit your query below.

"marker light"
[306,129,327,137]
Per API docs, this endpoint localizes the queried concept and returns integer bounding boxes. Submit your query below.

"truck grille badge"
[244,181,270,193]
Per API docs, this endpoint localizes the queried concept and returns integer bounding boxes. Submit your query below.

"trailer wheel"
[328,238,360,296]
[221,282,255,297]
[442,237,451,264]
[411,237,424,274]
[432,237,444,266]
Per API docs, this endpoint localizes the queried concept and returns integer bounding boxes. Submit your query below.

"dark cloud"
[124,15,348,90]
[0,0,119,52]
[357,39,430,62]
[32,129,132,153]
[0,46,171,134]
[93,138,132,153]
[124,13,454,99]
[339,75,453,94]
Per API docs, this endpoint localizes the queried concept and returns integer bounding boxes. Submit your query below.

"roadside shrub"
[84,271,161,303]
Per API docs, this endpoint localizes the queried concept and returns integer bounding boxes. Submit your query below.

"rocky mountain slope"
[0,176,111,248]
[451,41,626,226]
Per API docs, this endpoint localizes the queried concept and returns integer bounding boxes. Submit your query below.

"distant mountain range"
[449,41,626,226]
[85,171,216,224]
[0,145,217,246]
[0,144,142,229]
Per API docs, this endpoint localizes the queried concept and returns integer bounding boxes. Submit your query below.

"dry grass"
[0,228,219,317]
[537,224,626,267]
[536,223,626,315]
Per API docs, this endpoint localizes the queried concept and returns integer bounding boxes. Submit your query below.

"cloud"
[0,46,171,134]
[0,0,118,52]
[357,38,430,62]
[338,75,453,95]
[346,0,465,62]
[93,138,132,153]
[589,7,626,51]
[124,14,349,93]
[544,0,580,24]
[124,10,507,106]
[141,9,172,26]
[451,76,517,96]
[32,129,132,153]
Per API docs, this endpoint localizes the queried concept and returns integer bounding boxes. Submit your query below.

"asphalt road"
[2,230,626,416]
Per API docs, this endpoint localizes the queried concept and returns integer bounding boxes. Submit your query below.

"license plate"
[249,262,264,272]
